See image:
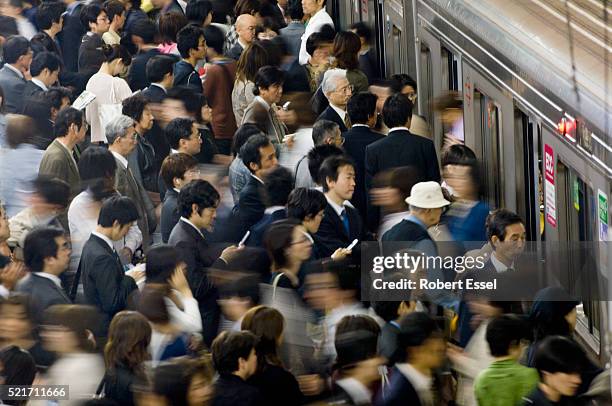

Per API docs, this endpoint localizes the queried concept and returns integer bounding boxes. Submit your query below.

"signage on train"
[544,144,557,228]
[599,190,609,242]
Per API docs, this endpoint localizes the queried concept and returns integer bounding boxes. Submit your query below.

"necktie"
[340,209,350,236]
[269,106,284,144]
[343,113,351,129]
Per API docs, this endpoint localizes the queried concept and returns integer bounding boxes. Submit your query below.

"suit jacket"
[160,188,179,243]
[0,64,26,113]
[173,60,203,93]
[212,374,262,406]
[15,273,71,319]
[127,48,162,91]
[241,99,286,145]
[247,208,287,247]
[23,80,45,100]
[314,202,364,258]
[79,234,137,333]
[343,125,384,224]
[114,157,156,249]
[374,366,423,406]
[232,176,266,236]
[283,58,311,93]
[365,129,441,192]
[141,84,167,103]
[39,139,81,200]
[227,42,244,61]
[58,1,85,72]
[317,105,348,132]
[78,32,104,71]
[168,219,226,346]
[279,22,305,57]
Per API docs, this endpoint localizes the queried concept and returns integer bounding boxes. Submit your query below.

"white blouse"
[85,72,133,143]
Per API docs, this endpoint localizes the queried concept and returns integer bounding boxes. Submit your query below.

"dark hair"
[486,209,525,244]
[21,95,53,147]
[6,114,35,148]
[80,3,105,28]
[177,179,220,218]
[176,23,203,58]
[103,0,125,22]
[159,12,189,45]
[160,153,198,189]
[23,226,64,273]
[211,330,258,375]
[287,188,327,221]
[145,245,180,284]
[167,86,207,121]
[486,315,530,357]
[43,304,100,352]
[305,28,334,57]
[46,87,73,110]
[319,155,355,192]
[240,134,272,173]
[390,73,417,94]
[231,124,263,156]
[333,31,361,70]
[286,0,304,20]
[253,65,284,96]
[130,16,156,44]
[347,92,377,124]
[235,42,271,82]
[202,24,224,55]
[219,274,260,304]
[335,315,380,369]
[0,346,36,394]
[53,107,84,138]
[98,195,139,227]
[234,0,260,16]
[33,175,70,208]
[241,305,284,372]
[307,144,344,185]
[2,35,30,64]
[152,358,214,406]
[264,166,293,207]
[398,312,441,354]
[122,94,149,123]
[78,146,117,200]
[350,22,372,42]
[137,286,170,324]
[186,0,213,25]
[441,144,482,197]
[264,219,302,269]
[529,287,579,342]
[166,117,195,149]
[29,51,61,77]
[101,44,132,66]
[105,311,152,371]
[312,119,339,145]
[533,336,585,378]
[382,93,413,128]
[146,55,176,83]
[36,1,66,30]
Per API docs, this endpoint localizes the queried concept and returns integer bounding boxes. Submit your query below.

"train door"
[416,28,442,146]
[329,0,360,29]
[381,0,407,77]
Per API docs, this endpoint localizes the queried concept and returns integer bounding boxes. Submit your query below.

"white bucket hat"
[405,181,451,209]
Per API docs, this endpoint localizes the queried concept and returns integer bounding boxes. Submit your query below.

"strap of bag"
[92,373,106,399]
[272,272,285,302]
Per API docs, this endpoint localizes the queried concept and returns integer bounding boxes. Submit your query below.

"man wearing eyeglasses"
[227,14,256,61]
[107,115,156,250]
[318,68,353,132]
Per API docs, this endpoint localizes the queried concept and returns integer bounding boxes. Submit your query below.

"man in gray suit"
[107,115,156,250]
[279,0,304,57]
[0,35,32,113]
[16,227,72,319]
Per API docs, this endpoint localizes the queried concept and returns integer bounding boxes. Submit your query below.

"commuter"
[232,42,274,124]
[279,0,304,57]
[229,124,265,204]
[227,14,257,60]
[332,31,368,94]
[123,0,148,35]
[58,0,86,72]
[126,18,162,91]
[304,144,344,190]
[142,55,176,103]
[0,36,31,113]
[350,22,379,83]
[225,0,261,53]
[218,274,261,332]
[0,345,36,406]
[294,119,342,189]
[373,291,417,365]
[151,358,215,406]
[286,187,327,259]
[78,3,109,71]
[173,23,204,91]
[31,1,65,57]
[389,73,430,138]
[166,117,202,156]
[23,51,61,99]
[299,0,333,65]
[318,68,352,132]
[101,0,125,45]
[265,219,311,290]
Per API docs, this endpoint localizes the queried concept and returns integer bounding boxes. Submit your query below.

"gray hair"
[312,119,339,145]
[106,115,135,145]
[321,68,347,97]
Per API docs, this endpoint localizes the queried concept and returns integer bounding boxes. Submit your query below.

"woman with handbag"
[85,44,133,144]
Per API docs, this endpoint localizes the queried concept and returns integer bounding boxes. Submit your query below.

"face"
[370,187,403,208]
[139,105,154,131]
[180,124,202,155]
[194,206,217,232]
[543,371,582,397]
[201,104,212,124]
[260,83,283,105]
[241,348,258,378]
[401,85,417,104]
[117,126,138,155]
[47,236,71,273]
[187,373,213,406]
[0,304,31,342]
[237,16,257,43]
[253,144,278,173]
[328,78,352,108]
[0,206,9,241]
[287,226,313,263]
[303,209,325,234]
[191,36,207,60]
[178,166,201,188]
[302,0,323,15]
[421,337,446,369]
[492,222,526,261]
[42,324,79,354]
[304,272,338,311]
[443,164,476,200]
[327,165,356,201]
[93,11,110,34]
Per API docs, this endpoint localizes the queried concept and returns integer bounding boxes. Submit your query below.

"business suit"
[113,157,156,249]
[317,105,348,132]
[232,176,266,236]
[279,21,305,57]
[365,129,441,192]
[127,48,162,91]
[374,366,424,406]
[39,139,81,201]
[58,1,85,72]
[15,273,71,319]
[314,202,363,258]
[247,208,286,247]
[227,42,244,61]
[168,219,226,346]
[0,64,26,113]
[342,125,384,224]
[78,234,137,334]
[160,188,179,243]
[141,84,167,103]
[241,98,286,145]
[23,80,45,99]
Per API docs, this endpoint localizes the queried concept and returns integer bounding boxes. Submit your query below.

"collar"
[34,272,63,289]
[31,78,48,91]
[330,103,346,121]
[180,217,204,239]
[173,188,180,193]
[395,363,432,392]
[151,82,167,93]
[92,231,115,251]
[171,148,179,155]
[111,150,128,168]
[490,252,513,273]
[405,214,428,231]
[310,8,328,23]
[351,124,369,128]
[4,64,24,79]
[302,230,314,244]
[325,194,349,217]
[335,378,372,405]
[264,205,285,215]
[255,95,270,110]
[389,127,410,133]
[237,39,248,50]
[251,174,264,184]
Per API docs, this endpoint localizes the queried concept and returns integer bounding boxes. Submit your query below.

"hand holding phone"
[346,239,359,250]
[239,231,250,247]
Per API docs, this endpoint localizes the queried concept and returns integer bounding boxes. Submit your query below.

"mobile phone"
[346,239,359,250]
[282,101,291,111]
[239,231,251,247]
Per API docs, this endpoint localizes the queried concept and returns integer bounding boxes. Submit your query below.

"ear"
[249,162,259,173]
[191,203,200,217]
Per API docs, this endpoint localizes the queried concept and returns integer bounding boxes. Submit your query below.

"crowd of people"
[0,0,608,405]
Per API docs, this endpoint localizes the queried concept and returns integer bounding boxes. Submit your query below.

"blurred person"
[0,36,32,113]
[203,24,238,154]
[41,304,105,405]
[46,87,73,122]
[373,289,417,366]
[186,0,213,27]
[124,0,148,35]
[174,24,206,92]
[241,305,303,405]
[103,311,152,406]
[279,0,304,57]
[126,18,161,91]
[350,22,379,83]
[298,0,333,65]
[101,0,125,45]
[286,187,326,259]
[0,0,36,39]
[158,11,188,56]
[151,357,215,406]
[319,68,352,132]
[294,119,342,189]
[368,79,393,134]
[56,0,85,73]
[389,73,430,138]
[227,14,257,60]
[365,94,441,192]
[232,42,273,124]
[84,44,133,144]
[265,219,311,291]
[332,31,368,94]
[303,28,334,93]
[159,153,199,242]
[434,91,464,147]
[142,54,176,103]
[166,117,202,156]
[77,3,109,71]
[255,17,280,41]
[21,95,55,150]
[218,274,260,332]
[374,312,446,406]
[229,124,264,204]
[210,330,261,406]
[0,345,36,406]
[23,51,61,99]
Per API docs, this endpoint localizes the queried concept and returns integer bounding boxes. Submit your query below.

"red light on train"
[557,117,575,136]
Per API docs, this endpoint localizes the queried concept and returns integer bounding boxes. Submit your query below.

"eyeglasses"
[337,85,354,94]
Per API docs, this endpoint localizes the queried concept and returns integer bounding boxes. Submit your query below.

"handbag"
[99,80,124,139]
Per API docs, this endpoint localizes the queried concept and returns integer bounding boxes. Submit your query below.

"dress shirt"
[388,126,410,133]
[31,78,48,91]
[490,253,513,273]
[395,363,433,394]
[150,83,167,93]
[351,124,369,128]
[330,103,347,122]
[299,8,334,64]
[252,174,264,184]
[179,217,204,239]
[34,272,63,289]
[264,205,285,215]
[335,378,372,406]
[325,194,349,217]
[111,150,128,168]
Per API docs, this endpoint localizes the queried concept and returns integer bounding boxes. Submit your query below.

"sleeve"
[364,145,376,192]
[313,217,344,258]
[91,255,137,314]
[7,213,28,247]
[115,78,134,101]
[39,155,68,180]
[425,140,441,182]
[166,292,202,333]
[119,223,142,253]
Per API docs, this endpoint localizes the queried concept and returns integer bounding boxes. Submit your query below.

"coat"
[0,64,26,113]
[212,374,262,406]
[241,98,286,145]
[317,105,348,132]
[39,139,81,200]
[23,80,45,99]
[57,1,85,72]
[15,273,71,319]
[160,188,179,243]
[232,176,266,236]
[279,21,305,57]
[140,84,167,103]
[127,48,162,91]
[314,202,364,258]
[173,60,203,93]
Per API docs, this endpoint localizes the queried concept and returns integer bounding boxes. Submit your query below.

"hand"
[220,245,243,263]
[446,342,468,365]
[276,108,297,126]
[169,265,192,297]
[119,247,133,264]
[0,261,26,291]
[331,248,352,261]
[126,268,145,283]
[297,374,325,396]
[282,134,295,149]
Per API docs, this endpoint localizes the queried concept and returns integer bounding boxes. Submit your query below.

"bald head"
[236,14,257,44]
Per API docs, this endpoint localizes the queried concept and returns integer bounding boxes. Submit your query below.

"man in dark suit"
[374,313,445,406]
[75,196,143,334]
[0,35,31,113]
[318,68,353,132]
[226,14,256,60]
[314,155,365,258]
[16,227,71,319]
[57,0,85,72]
[168,180,241,346]
[365,94,441,192]
[31,1,65,57]
[77,3,109,72]
[232,135,279,236]
[24,51,61,100]
[343,92,383,224]
[126,19,163,91]
[140,54,176,103]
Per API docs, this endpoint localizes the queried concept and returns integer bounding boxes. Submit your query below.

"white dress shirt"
[395,363,434,405]
[91,230,114,251]
[490,252,514,273]
[388,126,410,133]
[330,103,347,122]
[31,78,49,91]
[111,150,128,168]
[299,8,334,64]
[34,272,63,289]
[179,217,204,239]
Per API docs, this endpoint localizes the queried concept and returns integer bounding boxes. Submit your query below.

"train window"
[441,47,460,91]
[391,25,403,74]
[515,111,541,241]
[419,44,433,124]
[474,90,502,209]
